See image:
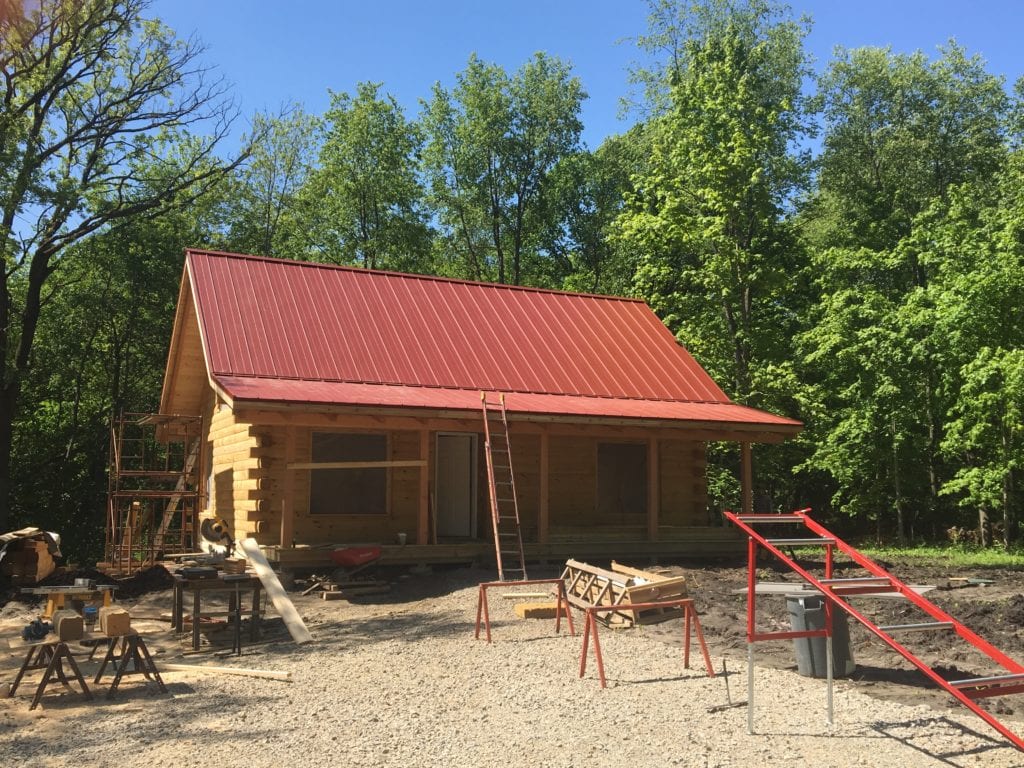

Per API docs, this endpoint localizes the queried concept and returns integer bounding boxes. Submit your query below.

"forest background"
[3,0,1024,560]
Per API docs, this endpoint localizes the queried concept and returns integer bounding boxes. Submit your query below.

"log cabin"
[159,249,801,568]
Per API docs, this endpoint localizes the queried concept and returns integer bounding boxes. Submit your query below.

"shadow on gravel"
[870,716,1011,765]
[2,690,286,757]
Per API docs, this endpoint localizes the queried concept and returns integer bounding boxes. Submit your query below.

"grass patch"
[856,544,1024,568]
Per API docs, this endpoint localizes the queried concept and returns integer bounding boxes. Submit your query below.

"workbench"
[171,573,263,651]
[19,584,116,619]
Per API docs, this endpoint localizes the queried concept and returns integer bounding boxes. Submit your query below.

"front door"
[436,433,477,538]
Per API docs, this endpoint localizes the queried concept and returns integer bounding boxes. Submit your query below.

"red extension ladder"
[724,508,1024,751]
[480,392,527,581]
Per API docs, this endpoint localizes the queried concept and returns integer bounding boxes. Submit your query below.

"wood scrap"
[161,662,291,681]
[239,538,312,645]
[513,602,568,619]
[501,592,550,600]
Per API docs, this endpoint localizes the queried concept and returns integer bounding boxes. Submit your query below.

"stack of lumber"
[1,539,56,584]
[561,559,689,627]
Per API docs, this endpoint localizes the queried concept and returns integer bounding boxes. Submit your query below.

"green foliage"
[223,108,320,258]
[421,53,586,285]
[292,83,432,271]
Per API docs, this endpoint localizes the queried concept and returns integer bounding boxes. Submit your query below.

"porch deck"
[262,525,744,570]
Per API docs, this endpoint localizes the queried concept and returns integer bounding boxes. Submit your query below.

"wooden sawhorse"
[94,630,167,698]
[6,640,93,710]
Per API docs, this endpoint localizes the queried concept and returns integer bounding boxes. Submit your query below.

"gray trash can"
[786,594,855,678]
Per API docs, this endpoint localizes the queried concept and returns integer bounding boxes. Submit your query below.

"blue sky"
[152,1,1024,150]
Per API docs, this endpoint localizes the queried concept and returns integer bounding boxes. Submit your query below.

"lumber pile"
[561,559,689,627]
[1,539,56,584]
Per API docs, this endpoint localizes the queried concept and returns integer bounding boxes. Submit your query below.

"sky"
[151,0,1024,150]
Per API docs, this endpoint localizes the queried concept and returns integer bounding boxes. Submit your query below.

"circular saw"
[199,516,234,555]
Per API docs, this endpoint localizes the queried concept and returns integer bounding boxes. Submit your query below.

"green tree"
[13,177,224,557]
[224,108,319,257]
[615,0,812,514]
[616,0,810,408]
[422,53,585,285]
[290,83,431,271]
[0,0,243,529]
[797,44,1011,540]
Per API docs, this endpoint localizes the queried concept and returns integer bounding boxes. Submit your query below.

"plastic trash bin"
[786,594,855,678]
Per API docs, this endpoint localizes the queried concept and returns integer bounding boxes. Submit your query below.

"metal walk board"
[725,508,1024,752]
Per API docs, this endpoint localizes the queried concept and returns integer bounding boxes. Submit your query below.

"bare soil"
[655,555,1024,723]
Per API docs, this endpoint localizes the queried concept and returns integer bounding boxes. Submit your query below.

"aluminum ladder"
[480,392,527,581]
[724,508,1024,752]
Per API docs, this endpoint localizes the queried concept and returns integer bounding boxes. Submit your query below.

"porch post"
[418,430,430,544]
[740,442,753,514]
[539,431,549,544]
[280,426,296,548]
[647,437,659,540]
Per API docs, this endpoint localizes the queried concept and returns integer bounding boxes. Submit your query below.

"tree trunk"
[0,382,17,531]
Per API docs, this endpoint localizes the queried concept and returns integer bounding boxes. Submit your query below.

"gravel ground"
[1,566,1022,767]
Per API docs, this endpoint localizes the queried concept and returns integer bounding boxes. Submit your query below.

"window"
[597,443,647,520]
[309,432,387,515]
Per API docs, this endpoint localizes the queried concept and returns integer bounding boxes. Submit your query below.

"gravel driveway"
[0,566,1020,767]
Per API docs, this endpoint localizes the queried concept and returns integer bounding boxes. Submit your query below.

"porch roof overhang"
[217,375,802,442]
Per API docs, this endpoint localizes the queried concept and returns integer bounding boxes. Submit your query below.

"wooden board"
[561,559,688,627]
[239,538,313,644]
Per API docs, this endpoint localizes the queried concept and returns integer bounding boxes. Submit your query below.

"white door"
[436,433,477,538]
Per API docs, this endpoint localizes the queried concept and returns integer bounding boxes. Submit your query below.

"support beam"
[237,407,798,443]
[741,442,753,515]
[539,431,549,544]
[648,437,660,540]
[281,427,296,547]
[418,430,430,545]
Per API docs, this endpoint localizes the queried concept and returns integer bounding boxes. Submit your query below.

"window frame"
[307,430,391,516]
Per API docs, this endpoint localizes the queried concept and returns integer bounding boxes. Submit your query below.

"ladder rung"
[736,514,806,523]
[878,621,955,634]
[765,537,836,546]
[819,577,890,585]
[951,673,1024,689]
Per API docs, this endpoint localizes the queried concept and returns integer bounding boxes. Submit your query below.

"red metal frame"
[725,508,1024,752]
[474,579,574,643]
[578,599,715,688]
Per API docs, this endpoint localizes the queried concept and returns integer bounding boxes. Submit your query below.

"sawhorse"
[7,640,93,710]
[94,630,167,698]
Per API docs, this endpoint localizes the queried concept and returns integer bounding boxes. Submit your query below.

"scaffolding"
[104,413,203,576]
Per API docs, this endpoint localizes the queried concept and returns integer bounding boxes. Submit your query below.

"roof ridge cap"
[185,248,648,304]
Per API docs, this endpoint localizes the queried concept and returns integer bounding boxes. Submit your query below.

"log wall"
[205,403,711,546]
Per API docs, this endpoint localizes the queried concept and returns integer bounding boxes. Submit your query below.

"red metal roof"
[184,250,800,430]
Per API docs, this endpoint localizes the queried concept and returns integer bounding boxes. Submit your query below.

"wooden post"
[740,442,753,514]
[418,430,430,545]
[647,437,659,541]
[539,431,549,544]
[280,427,295,548]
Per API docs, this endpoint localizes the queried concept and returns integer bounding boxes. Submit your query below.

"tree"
[616,0,810,407]
[422,53,585,285]
[224,108,319,258]
[289,83,431,271]
[0,0,244,529]
[11,180,224,553]
[615,0,812,515]
[797,44,1011,540]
